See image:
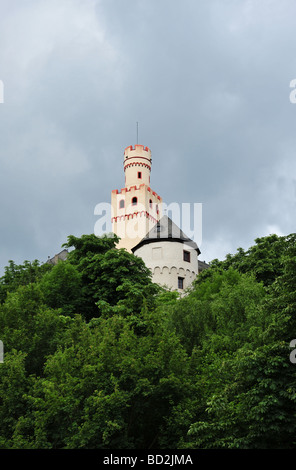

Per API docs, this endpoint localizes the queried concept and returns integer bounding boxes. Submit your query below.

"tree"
[167,268,266,355]
[39,261,83,316]
[0,283,72,376]
[0,351,29,448]
[0,259,51,303]
[11,313,193,449]
[198,233,288,287]
[185,234,296,449]
[0,232,295,449]
[63,234,158,320]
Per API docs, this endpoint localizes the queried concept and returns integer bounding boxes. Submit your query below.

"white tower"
[132,215,200,294]
[111,145,162,252]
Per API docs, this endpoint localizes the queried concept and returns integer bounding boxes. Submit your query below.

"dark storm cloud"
[0,0,296,273]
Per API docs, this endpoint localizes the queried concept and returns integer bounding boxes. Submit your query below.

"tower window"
[132,197,137,206]
[149,199,152,208]
[138,171,142,179]
[178,277,184,289]
[119,199,125,209]
[183,250,190,262]
[156,204,159,214]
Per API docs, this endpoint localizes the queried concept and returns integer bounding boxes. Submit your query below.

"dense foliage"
[0,232,295,449]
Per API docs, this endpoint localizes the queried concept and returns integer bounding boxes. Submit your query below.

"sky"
[0,0,296,273]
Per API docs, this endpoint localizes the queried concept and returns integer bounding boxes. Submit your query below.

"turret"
[124,145,152,188]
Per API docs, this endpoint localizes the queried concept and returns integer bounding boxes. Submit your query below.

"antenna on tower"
[136,121,139,145]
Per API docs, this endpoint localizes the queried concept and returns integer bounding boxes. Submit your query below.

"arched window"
[119,199,125,209]
[149,199,152,208]
[132,197,137,206]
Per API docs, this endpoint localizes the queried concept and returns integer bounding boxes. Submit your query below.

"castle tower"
[111,145,162,252]
[132,215,200,294]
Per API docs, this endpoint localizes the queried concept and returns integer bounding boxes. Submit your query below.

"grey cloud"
[0,0,296,273]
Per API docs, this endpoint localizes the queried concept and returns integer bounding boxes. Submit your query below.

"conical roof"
[131,215,200,253]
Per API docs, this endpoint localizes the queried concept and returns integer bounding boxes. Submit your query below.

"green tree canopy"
[0,232,295,449]
[63,234,159,320]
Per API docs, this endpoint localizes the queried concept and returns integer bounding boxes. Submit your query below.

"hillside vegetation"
[0,232,295,449]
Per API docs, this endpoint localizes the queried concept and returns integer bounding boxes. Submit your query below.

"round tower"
[132,215,200,295]
[111,144,162,253]
[124,145,152,188]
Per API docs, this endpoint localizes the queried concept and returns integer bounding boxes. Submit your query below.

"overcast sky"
[0,0,296,273]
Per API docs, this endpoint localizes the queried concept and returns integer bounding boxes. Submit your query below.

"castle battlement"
[112,185,161,200]
[124,144,151,154]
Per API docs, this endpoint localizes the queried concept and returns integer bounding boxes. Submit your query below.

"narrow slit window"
[138,171,142,179]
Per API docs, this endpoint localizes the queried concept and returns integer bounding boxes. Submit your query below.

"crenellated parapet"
[124,144,151,156]
[112,185,161,200]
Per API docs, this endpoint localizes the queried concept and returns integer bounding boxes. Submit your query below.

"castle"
[111,144,202,293]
